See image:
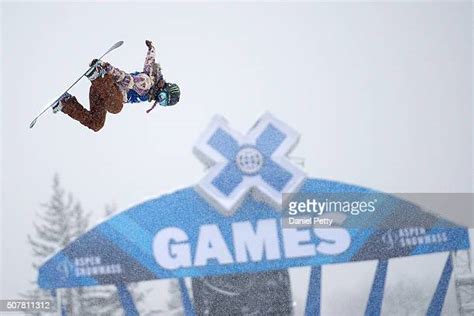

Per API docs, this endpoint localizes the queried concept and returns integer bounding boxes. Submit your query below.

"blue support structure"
[305,266,321,316]
[179,278,196,316]
[365,260,388,316]
[116,282,139,316]
[51,289,67,316]
[426,254,453,316]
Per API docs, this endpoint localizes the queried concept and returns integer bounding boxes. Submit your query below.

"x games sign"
[193,113,306,214]
[37,112,469,289]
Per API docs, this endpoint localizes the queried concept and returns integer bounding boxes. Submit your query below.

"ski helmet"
[167,83,180,106]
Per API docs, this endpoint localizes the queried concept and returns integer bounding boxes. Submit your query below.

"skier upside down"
[52,40,180,132]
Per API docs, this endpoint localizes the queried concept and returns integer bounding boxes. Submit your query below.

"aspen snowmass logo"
[193,113,306,214]
[56,256,122,279]
[381,227,449,250]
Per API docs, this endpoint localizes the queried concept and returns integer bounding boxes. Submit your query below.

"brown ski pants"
[61,74,124,132]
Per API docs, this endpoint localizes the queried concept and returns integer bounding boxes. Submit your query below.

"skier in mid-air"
[52,40,180,132]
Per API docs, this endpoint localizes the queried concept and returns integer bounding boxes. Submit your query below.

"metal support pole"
[56,288,62,316]
[179,278,196,316]
[116,282,139,316]
[304,266,321,316]
[365,260,388,316]
[427,253,453,316]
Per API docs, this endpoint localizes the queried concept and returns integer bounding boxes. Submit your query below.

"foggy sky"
[1,2,472,315]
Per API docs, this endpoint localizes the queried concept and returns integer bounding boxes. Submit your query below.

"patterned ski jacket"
[104,44,162,103]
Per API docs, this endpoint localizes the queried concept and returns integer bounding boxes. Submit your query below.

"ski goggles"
[157,91,169,106]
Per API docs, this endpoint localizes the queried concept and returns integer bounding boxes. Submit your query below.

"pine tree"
[23,176,150,315]
[22,175,90,314]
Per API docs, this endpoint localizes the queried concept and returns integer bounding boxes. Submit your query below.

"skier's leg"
[60,75,123,132]
[96,74,124,114]
[61,80,109,132]
[60,96,106,132]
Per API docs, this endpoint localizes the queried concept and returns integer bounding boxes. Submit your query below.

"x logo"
[194,113,306,215]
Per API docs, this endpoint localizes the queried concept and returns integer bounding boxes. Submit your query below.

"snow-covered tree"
[22,174,90,314]
[22,176,148,315]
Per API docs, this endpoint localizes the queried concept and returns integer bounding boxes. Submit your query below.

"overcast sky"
[1,2,472,315]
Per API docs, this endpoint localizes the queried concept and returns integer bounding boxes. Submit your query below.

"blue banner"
[37,178,469,289]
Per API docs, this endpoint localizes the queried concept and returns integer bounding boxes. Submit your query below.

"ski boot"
[52,92,72,113]
[86,59,108,81]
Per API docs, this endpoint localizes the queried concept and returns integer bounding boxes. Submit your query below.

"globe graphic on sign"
[235,147,264,174]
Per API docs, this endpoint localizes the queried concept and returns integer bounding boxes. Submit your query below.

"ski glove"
[145,40,153,50]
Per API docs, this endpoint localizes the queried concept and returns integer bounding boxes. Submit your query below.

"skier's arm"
[143,40,162,81]
[102,63,134,89]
